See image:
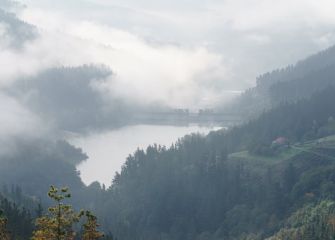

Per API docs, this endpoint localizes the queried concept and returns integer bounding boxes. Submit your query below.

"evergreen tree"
[0,210,10,240]
[32,186,104,240]
[32,186,80,240]
[82,211,104,240]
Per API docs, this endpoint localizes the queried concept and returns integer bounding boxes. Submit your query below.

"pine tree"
[32,186,81,240]
[32,186,104,240]
[0,210,10,240]
[82,211,104,240]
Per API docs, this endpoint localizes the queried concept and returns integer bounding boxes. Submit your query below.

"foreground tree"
[0,210,10,240]
[82,211,104,240]
[32,186,104,240]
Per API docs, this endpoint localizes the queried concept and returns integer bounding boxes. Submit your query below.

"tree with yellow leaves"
[32,186,104,240]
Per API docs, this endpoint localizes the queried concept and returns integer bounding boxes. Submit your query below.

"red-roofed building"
[272,137,290,148]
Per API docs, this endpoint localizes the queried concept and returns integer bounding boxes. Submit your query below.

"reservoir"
[70,124,221,186]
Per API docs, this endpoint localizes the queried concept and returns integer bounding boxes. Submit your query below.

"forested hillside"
[97,86,335,240]
[226,45,335,118]
[0,192,35,239]
[5,65,135,132]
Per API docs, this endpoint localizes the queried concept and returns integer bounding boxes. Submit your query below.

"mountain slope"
[97,86,335,240]
[226,45,335,118]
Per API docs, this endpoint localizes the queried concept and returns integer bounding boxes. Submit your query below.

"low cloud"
[0,93,47,159]
[1,7,230,110]
[1,0,335,136]
[18,0,335,92]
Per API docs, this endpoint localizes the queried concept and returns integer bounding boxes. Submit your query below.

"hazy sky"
[5,0,335,109]
[1,0,335,135]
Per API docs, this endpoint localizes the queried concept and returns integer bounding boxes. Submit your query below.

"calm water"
[69,124,221,186]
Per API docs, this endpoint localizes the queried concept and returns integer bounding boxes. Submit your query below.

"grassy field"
[229,148,302,162]
[229,134,335,162]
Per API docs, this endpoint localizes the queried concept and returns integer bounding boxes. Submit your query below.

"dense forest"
[0,185,115,239]
[225,45,335,119]
[97,86,335,240]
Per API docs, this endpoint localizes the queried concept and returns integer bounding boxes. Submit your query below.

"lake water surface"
[70,124,221,186]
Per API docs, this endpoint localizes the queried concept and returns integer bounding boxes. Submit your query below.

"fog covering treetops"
[0,0,36,48]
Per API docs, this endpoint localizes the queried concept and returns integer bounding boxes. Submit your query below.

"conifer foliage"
[82,211,104,240]
[32,186,104,240]
[0,210,10,240]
